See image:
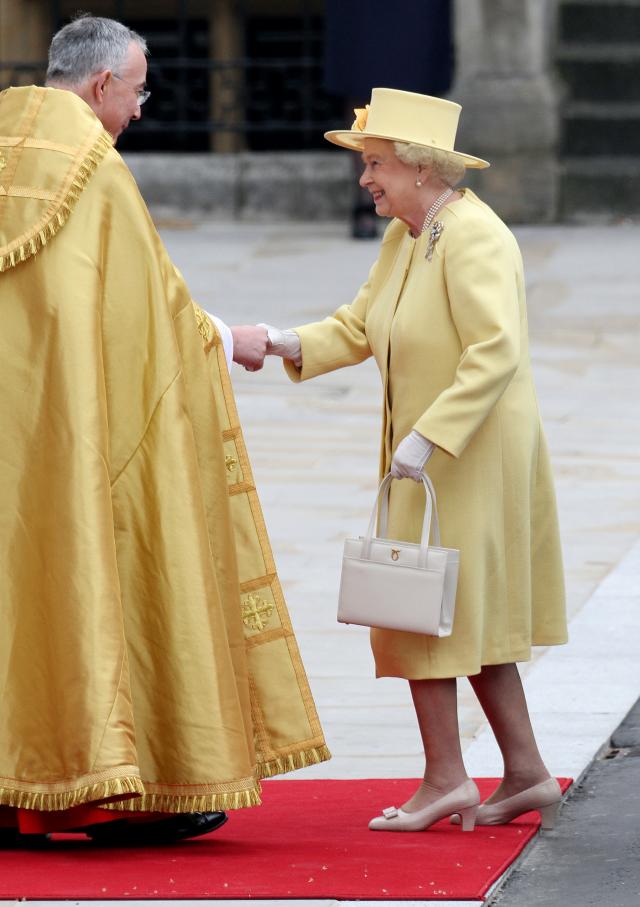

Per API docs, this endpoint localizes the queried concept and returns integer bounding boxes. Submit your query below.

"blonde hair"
[394,142,465,187]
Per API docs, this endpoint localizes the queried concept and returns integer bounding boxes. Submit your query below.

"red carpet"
[0,778,571,901]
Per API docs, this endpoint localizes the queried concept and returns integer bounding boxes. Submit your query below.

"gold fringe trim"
[256,744,332,780]
[0,775,144,812]
[0,749,331,813]
[106,785,262,813]
[0,131,113,274]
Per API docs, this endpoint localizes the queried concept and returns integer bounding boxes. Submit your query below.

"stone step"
[559,156,640,219]
[556,42,640,62]
[559,0,640,44]
[562,102,640,155]
[557,50,640,101]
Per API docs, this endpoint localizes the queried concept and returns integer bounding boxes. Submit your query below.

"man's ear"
[91,70,112,106]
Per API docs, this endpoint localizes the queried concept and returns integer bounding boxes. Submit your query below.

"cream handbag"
[337,473,459,636]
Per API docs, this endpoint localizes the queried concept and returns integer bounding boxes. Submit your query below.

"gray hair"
[394,142,466,187]
[46,15,148,86]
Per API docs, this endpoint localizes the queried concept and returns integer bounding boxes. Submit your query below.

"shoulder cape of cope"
[0,85,114,272]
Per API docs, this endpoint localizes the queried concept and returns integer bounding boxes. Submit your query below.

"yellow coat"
[287,191,567,679]
[0,86,328,814]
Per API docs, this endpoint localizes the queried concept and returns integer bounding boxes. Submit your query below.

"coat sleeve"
[283,260,376,383]
[413,217,521,458]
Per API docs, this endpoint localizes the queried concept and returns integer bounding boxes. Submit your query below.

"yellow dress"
[286,194,567,679]
[0,85,329,815]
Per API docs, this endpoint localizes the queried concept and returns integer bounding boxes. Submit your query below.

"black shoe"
[84,811,228,846]
[0,828,49,848]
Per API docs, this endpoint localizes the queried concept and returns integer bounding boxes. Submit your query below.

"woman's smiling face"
[359,138,419,220]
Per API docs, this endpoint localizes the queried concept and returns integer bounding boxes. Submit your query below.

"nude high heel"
[451,777,562,829]
[459,803,480,831]
[369,779,480,832]
[538,799,561,830]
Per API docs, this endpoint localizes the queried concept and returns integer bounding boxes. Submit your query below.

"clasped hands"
[230,323,301,371]
[230,322,433,482]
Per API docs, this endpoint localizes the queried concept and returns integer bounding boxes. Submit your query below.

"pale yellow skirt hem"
[374,636,570,681]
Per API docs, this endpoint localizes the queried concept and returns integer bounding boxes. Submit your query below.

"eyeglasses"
[112,73,151,105]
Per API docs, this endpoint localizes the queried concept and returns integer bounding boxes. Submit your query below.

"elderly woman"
[263,88,568,832]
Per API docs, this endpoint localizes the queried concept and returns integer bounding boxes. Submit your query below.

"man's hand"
[390,431,435,482]
[230,325,268,371]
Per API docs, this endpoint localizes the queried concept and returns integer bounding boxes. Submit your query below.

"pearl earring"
[416,178,422,187]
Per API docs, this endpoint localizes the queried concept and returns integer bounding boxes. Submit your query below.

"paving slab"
[462,536,640,781]
[488,700,640,907]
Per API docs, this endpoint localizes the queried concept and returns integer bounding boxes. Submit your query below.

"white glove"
[390,431,435,482]
[257,323,302,368]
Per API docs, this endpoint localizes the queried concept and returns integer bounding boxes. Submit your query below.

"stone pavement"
[156,218,640,906]
[490,698,640,906]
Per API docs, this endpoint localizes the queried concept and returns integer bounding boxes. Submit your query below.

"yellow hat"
[324,87,490,170]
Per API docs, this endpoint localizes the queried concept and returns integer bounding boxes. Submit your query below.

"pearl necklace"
[419,186,454,261]
[420,186,454,234]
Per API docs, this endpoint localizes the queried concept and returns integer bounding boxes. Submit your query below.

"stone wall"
[124,151,354,221]
[450,0,560,222]
[127,1,563,223]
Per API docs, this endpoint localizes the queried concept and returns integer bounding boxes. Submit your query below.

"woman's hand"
[258,323,302,367]
[391,431,435,482]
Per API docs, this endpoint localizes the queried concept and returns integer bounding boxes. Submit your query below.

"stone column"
[0,0,50,87]
[209,0,246,153]
[451,0,560,222]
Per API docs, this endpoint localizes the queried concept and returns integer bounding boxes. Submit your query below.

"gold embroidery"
[0,153,6,172]
[225,454,238,473]
[239,573,277,594]
[192,304,213,343]
[228,481,255,496]
[242,594,274,632]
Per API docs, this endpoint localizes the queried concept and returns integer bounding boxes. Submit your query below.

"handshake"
[227,319,435,483]
[230,323,302,372]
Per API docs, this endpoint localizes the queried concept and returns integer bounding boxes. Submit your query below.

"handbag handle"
[363,473,441,568]
[378,473,442,547]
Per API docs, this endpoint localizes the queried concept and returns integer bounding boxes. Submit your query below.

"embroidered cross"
[242,594,274,631]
